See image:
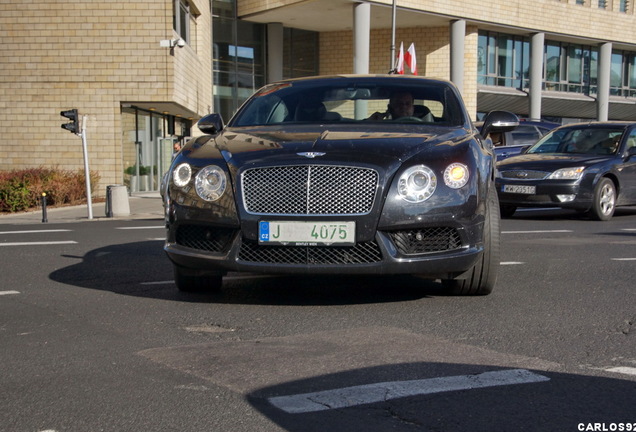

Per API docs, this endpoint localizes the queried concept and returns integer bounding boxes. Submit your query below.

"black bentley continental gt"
[163,75,518,295]
[496,122,636,220]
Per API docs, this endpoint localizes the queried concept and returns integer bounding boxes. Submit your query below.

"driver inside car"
[368,91,434,122]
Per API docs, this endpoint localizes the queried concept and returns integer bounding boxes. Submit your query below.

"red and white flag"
[394,41,404,74]
[405,43,417,75]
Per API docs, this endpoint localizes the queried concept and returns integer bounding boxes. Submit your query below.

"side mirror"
[627,146,636,159]
[198,113,224,135]
[480,111,519,138]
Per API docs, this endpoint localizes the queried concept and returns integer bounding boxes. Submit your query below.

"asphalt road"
[1,208,635,432]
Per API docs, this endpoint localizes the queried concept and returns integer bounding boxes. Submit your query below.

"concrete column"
[450,20,466,94]
[529,33,545,120]
[597,42,612,121]
[267,23,284,83]
[353,2,371,119]
[353,2,370,74]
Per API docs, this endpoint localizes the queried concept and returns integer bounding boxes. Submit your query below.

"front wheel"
[589,178,616,221]
[441,186,500,295]
[173,265,223,293]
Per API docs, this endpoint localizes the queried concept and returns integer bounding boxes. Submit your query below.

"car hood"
[190,125,472,169]
[497,153,612,171]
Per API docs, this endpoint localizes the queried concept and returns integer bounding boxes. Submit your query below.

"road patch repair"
[139,326,558,408]
[268,368,549,413]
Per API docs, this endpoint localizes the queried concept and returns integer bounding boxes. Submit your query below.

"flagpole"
[390,0,396,72]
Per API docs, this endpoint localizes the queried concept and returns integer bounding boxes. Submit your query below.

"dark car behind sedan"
[164,75,519,295]
[496,122,636,220]
[477,118,560,161]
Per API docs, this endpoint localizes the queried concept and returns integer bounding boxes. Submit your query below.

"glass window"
[628,54,636,96]
[121,107,183,193]
[610,52,624,95]
[231,79,466,127]
[174,0,191,44]
[283,28,319,79]
[545,43,561,90]
[477,31,528,88]
[212,0,266,120]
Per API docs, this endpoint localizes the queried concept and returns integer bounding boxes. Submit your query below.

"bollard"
[104,185,130,217]
[41,192,48,223]
[105,185,113,218]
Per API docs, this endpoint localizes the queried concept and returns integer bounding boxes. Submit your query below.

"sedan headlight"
[195,165,227,201]
[398,165,437,203]
[172,163,192,187]
[443,163,469,189]
[548,166,584,180]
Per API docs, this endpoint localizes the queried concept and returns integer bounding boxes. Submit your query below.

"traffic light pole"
[80,115,93,220]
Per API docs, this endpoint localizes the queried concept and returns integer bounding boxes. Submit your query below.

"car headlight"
[398,165,437,203]
[195,165,227,201]
[443,163,469,189]
[548,166,584,180]
[172,163,192,187]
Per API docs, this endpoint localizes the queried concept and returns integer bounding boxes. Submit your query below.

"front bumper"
[495,179,593,209]
[164,220,483,279]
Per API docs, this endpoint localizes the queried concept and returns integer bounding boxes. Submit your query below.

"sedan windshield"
[527,127,624,156]
[230,79,466,127]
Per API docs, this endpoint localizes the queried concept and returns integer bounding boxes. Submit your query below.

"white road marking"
[0,241,77,247]
[605,367,636,376]
[501,261,524,265]
[116,226,164,230]
[0,291,20,296]
[0,229,72,235]
[502,230,573,234]
[267,369,550,414]
[611,258,636,261]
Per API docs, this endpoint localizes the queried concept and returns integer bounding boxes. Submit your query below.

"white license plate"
[258,221,355,246]
[503,184,536,194]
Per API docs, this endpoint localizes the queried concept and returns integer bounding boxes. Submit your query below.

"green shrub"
[0,177,32,212]
[124,165,155,176]
[0,167,100,213]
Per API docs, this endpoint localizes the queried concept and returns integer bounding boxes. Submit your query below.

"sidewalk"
[0,192,164,225]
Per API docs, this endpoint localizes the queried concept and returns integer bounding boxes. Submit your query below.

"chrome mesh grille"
[238,240,383,264]
[388,227,462,255]
[242,165,378,215]
[499,170,550,180]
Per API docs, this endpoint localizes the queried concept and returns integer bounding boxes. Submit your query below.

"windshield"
[230,79,466,127]
[526,127,624,156]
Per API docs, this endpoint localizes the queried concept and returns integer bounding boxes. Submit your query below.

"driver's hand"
[368,111,387,121]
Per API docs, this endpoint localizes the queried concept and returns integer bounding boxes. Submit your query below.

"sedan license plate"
[259,221,355,246]
[503,184,536,194]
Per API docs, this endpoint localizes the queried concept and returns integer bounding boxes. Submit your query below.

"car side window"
[626,130,636,152]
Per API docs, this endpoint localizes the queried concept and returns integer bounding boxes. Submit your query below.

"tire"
[589,177,616,221]
[500,204,517,218]
[173,264,223,293]
[442,186,500,295]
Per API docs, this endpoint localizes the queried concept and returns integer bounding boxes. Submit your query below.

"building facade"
[1,0,635,196]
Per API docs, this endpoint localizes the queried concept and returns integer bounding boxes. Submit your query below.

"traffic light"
[60,109,79,134]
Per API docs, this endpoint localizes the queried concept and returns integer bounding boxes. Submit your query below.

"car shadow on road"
[245,362,636,432]
[48,240,445,306]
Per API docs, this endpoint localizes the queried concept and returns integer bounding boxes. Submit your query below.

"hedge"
[0,167,100,213]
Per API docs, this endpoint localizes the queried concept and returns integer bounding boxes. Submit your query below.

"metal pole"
[41,193,48,223]
[390,0,396,72]
[80,115,93,220]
